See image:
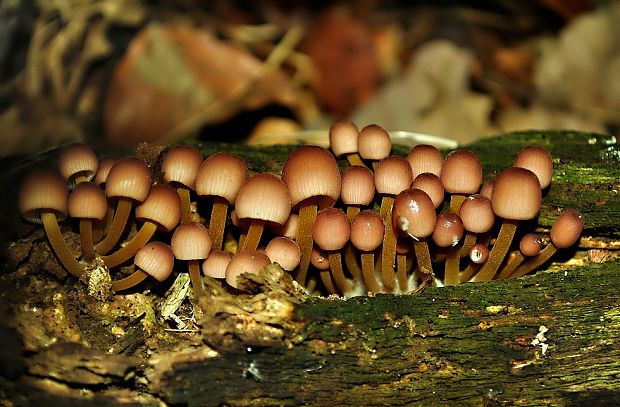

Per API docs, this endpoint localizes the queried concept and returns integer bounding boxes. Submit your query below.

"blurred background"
[0,0,618,157]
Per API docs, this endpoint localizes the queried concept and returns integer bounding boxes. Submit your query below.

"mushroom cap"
[282,145,341,206]
[134,241,175,282]
[479,180,494,200]
[491,167,541,220]
[310,246,331,270]
[269,213,299,239]
[550,209,584,249]
[514,145,553,189]
[459,194,495,233]
[265,237,301,271]
[519,233,544,257]
[58,143,98,187]
[392,188,436,239]
[374,156,413,196]
[195,152,247,203]
[202,250,232,279]
[67,182,108,221]
[171,222,212,260]
[341,166,375,206]
[411,172,444,209]
[469,243,489,264]
[440,150,483,194]
[329,119,359,157]
[358,124,391,160]
[225,250,271,289]
[19,169,69,223]
[235,173,291,225]
[162,145,203,189]
[406,144,443,179]
[94,157,117,186]
[350,210,384,252]
[313,207,351,251]
[432,212,464,248]
[135,184,181,232]
[105,157,152,202]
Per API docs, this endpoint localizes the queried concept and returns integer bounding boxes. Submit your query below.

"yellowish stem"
[346,205,360,221]
[177,187,192,224]
[79,219,96,261]
[209,197,229,251]
[96,199,132,255]
[41,212,83,278]
[101,221,158,268]
[328,252,350,294]
[188,259,204,299]
[111,269,149,291]
[449,194,466,213]
[460,263,482,283]
[510,244,558,279]
[319,269,338,295]
[496,251,525,280]
[380,196,396,291]
[396,253,408,292]
[473,220,518,282]
[343,244,362,281]
[361,253,381,294]
[242,219,265,251]
[413,239,433,278]
[295,197,318,285]
[346,153,368,169]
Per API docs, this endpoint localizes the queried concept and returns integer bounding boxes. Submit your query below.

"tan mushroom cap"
[135,184,181,232]
[171,222,212,260]
[202,250,232,279]
[514,145,553,189]
[225,250,271,289]
[350,210,384,252]
[550,209,584,249]
[519,233,544,257]
[312,207,351,251]
[134,241,175,282]
[67,182,108,221]
[162,145,203,189]
[479,180,494,199]
[265,237,301,271]
[195,152,247,203]
[374,156,413,196]
[341,166,375,206]
[411,172,444,209]
[406,144,443,178]
[469,243,489,264]
[358,124,391,160]
[440,150,483,194]
[19,169,69,223]
[491,167,541,220]
[310,246,330,270]
[235,173,291,225]
[432,212,464,248]
[282,145,341,206]
[329,119,359,157]
[105,157,152,202]
[269,213,299,239]
[58,143,98,187]
[94,157,117,186]
[459,194,495,233]
[392,188,437,239]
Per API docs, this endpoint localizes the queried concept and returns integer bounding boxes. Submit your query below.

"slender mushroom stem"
[343,206,362,281]
[449,194,466,213]
[188,259,204,298]
[209,196,229,250]
[176,186,192,224]
[79,219,96,260]
[295,196,319,285]
[509,245,558,279]
[346,153,368,169]
[328,252,350,293]
[460,262,482,283]
[496,251,525,279]
[319,269,338,295]
[473,220,519,281]
[361,253,381,293]
[380,196,396,291]
[396,253,408,291]
[241,219,265,251]
[459,232,478,258]
[73,174,89,185]
[96,198,132,255]
[41,212,84,278]
[101,221,158,268]
[413,239,433,279]
[111,269,149,291]
[444,197,464,286]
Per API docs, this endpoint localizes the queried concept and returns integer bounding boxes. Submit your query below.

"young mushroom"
[161,145,203,224]
[171,222,213,298]
[496,233,544,279]
[67,182,107,260]
[513,145,553,191]
[111,241,174,291]
[329,119,367,168]
[19,169,83,277]
[350,210,384,294]
[265,237,301,273]
[406,144,444,180]
[202,250,232,279]
[58,142,98,188]
[225,250,271,290]
[313,207,352,295]
[358,124,392,169]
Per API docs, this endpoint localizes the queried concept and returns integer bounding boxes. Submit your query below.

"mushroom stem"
[41,212,83,278]
[241,219,265,251]
[459,232,478,259]
[396,253,408,291]
[319,269,338,295]
[328,252,350,293]
[444,195,466,285]
[380,196,396,291]
[361,253,381,293]
[79,219,96,261]
[209,196,229,250]
[459,262,482,283]
[343,245,362,281]
[496,251,525,279]
[295,197,319,285]
[188,259,204,298]
[346,153,368,169]
[509,244,558,279]
[111,269,149,291]
[473,220,518,281]
[346,206,360,221]
[177,186,192,224]
[101,221,158,268]
[96,198,132,255]
[413,239,433,279]
[449,194,466,213]
[74,174,89,185]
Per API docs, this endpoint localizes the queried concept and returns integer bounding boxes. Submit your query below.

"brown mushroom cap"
[550,209,584,249]
[135,184,181,232]
[269,213,299,239]
[67,182,108,221]
[392,188,437,239]
[282,145,341,206]
[491,167,541,220]
[19,169,69,223]
[358,124,391,160]
[514,145,553,189]
[350,210,384,252]
[195,152,247,203]
[432,212,464,248]
[105,157,152,202]
[265,237,301,271]
[134,241,175,282]
[341,166,375,206]
[459,194,495,233]
[312,207,351,251]
[310,246,331,270]
[374,156,413,196]
[58,143,98,187]
[411,172,445,209]
[162,145,203,190]
[479,180,494,199]
[202,250,232,279]
[329,119,359,157]
[406,144,444,179]
[469,243,489,264]
[171,222,212,260]
[94,157,117,186]
[519,233,544,257]
[235,173,291,225]
[225,250,271,289]
[440,150,483,194]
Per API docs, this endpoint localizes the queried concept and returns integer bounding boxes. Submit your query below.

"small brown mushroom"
[111,241,174,291]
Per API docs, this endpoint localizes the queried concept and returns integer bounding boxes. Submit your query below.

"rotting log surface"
[0,130,619,406]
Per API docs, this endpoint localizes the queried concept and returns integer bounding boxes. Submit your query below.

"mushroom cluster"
[18,124,584,297]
